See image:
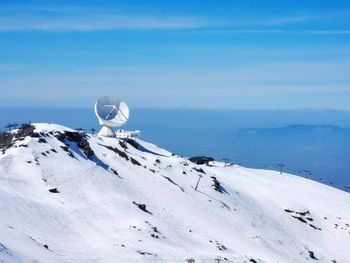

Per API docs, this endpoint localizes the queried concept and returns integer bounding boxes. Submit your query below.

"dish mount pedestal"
[98,126,115,137]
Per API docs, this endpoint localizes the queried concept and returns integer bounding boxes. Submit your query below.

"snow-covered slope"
[0,123,349,263]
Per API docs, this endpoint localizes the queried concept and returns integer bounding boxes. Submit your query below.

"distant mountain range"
[239,124,350,137]
[228,125,350,190]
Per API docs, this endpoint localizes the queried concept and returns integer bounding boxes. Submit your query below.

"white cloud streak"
[0,5,349,33]
[262,15,312,25]
[260,10,350,26]
[0,5,208,32]
[181,29,350,35]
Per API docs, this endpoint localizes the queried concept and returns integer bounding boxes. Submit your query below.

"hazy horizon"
[2,106,350,112]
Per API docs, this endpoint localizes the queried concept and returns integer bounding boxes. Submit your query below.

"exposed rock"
[193,167,206,174]
[15,124,35,138]
[0,132,14,150]
[99,144,129,162]
[163,176,184,192]
[130,157,141,166]
[133,202,152,214]
[211,176,223,193]
[38,138,47,143]
[292,216,307,224]
[137,250,155,256]
[60,146,69,152]
[64,131,84,142]
[77,140,95,159]
[308,250,318,260]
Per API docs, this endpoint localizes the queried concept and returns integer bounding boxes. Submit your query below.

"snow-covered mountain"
[0,123,349,263]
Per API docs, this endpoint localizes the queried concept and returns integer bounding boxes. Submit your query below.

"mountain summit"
[0,123,349,262]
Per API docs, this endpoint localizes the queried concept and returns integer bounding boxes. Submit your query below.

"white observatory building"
[94,96,140,138]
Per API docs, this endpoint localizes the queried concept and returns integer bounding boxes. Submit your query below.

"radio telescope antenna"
[94,96,130,137]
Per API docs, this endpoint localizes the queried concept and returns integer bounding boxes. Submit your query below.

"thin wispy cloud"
[181,29,350,35]
[262,15,312,25]
[261,10,350,26]
[1,5,349,33]
[0,5,209,32]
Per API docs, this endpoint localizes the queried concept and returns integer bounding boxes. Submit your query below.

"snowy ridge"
[0,123,349,263]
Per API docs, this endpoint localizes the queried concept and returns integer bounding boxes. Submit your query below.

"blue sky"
[0,0,350,109]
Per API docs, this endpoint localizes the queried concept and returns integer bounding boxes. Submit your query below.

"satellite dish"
[94,96,130,137]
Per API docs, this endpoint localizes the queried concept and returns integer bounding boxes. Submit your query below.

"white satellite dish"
[94,96,130,137]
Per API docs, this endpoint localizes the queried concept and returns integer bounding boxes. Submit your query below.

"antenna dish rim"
[94,96,130,128]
